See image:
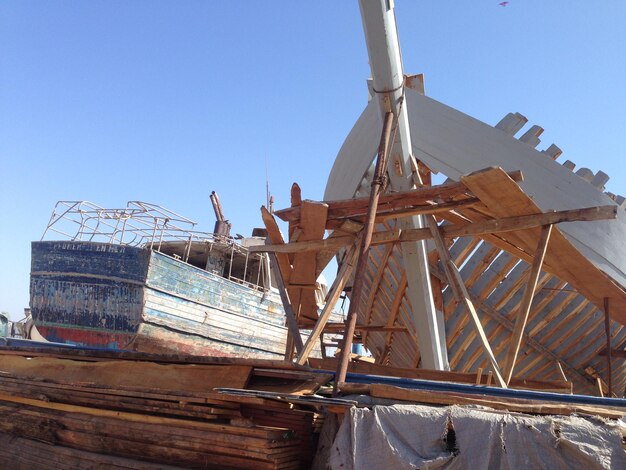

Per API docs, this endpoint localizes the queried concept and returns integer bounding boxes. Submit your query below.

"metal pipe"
[321,370,626,408]
[334,111,394,395]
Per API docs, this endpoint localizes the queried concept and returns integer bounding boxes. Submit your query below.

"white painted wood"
[562,160,576,170]
[576,167,594,182]
[519,125,543,147]
[326,89,626,288]
[495,112,527,136]
[357,0,448,371]
[542,143,562,160]
[591,171,610,190]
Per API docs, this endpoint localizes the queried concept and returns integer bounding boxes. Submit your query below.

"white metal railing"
[40,200,272,288]
[41,200,220,259]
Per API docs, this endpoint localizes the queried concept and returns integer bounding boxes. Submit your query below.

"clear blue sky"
[1,1,625,319]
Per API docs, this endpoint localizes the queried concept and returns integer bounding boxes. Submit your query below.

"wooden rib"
[427,216,506,388]
[377,272,408,365]
[361,243,395,344]
[504,225,553,384]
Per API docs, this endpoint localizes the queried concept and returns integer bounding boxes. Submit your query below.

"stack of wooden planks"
[0,351,327,469]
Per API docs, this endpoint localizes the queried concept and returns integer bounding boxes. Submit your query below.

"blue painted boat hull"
[30,241,289,358]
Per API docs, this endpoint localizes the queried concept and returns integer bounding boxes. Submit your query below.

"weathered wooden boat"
[29,200,311,358]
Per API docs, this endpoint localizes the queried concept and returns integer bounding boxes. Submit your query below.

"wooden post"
[426,216,507,388]
[603,297,613,397]
[503,224,553,384]
[334,111,394,395]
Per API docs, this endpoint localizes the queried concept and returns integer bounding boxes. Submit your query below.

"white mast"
[358,0,449,370]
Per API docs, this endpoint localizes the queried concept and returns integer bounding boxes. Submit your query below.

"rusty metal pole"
[603,297,613,396]
[333,111,394,396]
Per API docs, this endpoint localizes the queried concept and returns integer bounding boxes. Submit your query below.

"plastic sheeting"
[328,405,626,469]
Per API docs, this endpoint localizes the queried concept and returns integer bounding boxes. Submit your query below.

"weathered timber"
[253,205,616,255]
[276,170,523,223]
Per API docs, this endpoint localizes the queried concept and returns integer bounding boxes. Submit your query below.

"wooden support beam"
[260,206,299,359]
[596,377,605,397]
[295,244,359,366]
[603,297,613,397]
[429,262,596,391]
[274,170,524,224]
[426,216,507,388]
[253,205,616,255]
[475,367,483,385]
[260,206,292,283]
[339,198,480,223]
[322,323,408,333]
[265,248,303,357]
[503,224,553,384]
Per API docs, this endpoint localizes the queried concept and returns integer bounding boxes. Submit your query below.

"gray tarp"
[328,405,626,469]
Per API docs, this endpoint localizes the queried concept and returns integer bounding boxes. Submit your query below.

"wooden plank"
[261,206,292,284]
[288,200,328,325]
[445,206,616,238]
[0,355,251,393]
[599,348,626,358]
[427,216,507,388]
[504,224,553,384]
[278,170,523,223]
[266,246,304,356]
[258,205,617,255]
[322,324,408,333]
